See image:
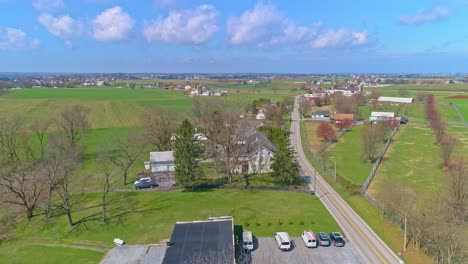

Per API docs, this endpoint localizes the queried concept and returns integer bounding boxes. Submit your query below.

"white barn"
[378,96,414,104]
[144,151,175,173]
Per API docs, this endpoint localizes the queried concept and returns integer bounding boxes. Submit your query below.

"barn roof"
[378,96,414,103]
[150,151,174,163]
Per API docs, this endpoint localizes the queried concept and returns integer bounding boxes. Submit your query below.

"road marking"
[325,189,387,264]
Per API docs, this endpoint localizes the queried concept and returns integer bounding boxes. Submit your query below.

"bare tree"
[331,93,358,114]
[216,114,243,183]
[97,150,118,222]
[440,135,457,168]
[54,143,80,228]
[0,156,46,219]
[141,107,179,151]
[361,125,380,162]
[31,118,51,158]
[111,132,143,185]
[56,105,90,146]
[446,158,468,224]
[298,99,311,118]
[0,117,22,161]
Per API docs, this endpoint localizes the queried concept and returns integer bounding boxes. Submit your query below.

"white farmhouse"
[233,128,275,174]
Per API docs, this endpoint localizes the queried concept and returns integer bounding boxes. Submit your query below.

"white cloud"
[92,6,135,41]
[227,4,311,47]
[398,7,449,25]
[39,13,82,39]
[311,29,369,49]
[143,4,219,45]
[0,28,40,51]
[227,4,369,49]
[32,0,64,12]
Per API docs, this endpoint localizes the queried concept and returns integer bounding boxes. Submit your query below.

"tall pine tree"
[271,137,300,186]
[174,119,204,189]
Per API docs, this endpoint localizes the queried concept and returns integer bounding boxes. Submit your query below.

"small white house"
[145,151,175,173]
[311,110,330,119]
[370,111,396,124]
[256,110,266,120]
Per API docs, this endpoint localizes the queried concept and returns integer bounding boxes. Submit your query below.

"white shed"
[147,151,175,173]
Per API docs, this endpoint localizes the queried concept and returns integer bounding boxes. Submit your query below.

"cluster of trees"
[377,158,467,263]
[376,95,467,263]
[0,105,89,226]
[0,105,146,227]
[425,95,458,168]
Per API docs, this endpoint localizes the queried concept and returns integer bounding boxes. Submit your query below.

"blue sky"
[0,0,468,73]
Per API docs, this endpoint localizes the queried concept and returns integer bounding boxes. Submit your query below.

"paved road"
[290,97,402,264]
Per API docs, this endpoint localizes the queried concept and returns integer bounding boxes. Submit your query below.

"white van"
[274,232,292,251]
[242,231,254,251]
[301,230,317,248]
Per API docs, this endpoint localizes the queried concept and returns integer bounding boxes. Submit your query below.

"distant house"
[378,96,414,104]
[234,128,275,174]
[144,151,174,173]
[334,113,356,124]
[311,110,330,119]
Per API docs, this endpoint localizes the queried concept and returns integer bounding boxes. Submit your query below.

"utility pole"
[334,159,337,183]
[403,211,407,252]
[314,169,317,194]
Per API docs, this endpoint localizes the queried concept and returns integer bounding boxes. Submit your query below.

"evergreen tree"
[271,137,300,186]
[174,119,204,189]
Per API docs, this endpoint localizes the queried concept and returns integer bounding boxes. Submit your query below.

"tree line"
[376,95,467,264]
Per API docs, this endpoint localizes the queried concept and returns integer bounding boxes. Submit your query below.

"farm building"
[334,113,356,124]
[144,151,175,173]
[370,112,395,124]
[162,217,235,264]
[311,110,330,119]
[378,96,414,104]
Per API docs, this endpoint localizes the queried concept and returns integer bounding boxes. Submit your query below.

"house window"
[242,164,249,174]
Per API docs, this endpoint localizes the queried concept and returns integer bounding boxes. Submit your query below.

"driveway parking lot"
[250,237,365,264]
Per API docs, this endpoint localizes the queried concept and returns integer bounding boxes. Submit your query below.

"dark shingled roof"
[162,218,234,264]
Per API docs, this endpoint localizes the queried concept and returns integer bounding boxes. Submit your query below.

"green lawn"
[324,126,381,185]
[369,124,444,196]
[2,189,339,263]
[0,243,105,264]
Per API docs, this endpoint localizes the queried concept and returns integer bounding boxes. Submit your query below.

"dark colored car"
[316,232,331,247]
[329,232,346,247]
[134,177,157,189]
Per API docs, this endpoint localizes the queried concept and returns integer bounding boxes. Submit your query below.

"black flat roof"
[162,219,234,264]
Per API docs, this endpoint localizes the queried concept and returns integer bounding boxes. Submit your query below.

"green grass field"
[369,124,445,196]
[0,243,105,264]
[1,189,338,263]
[324,126,382,185]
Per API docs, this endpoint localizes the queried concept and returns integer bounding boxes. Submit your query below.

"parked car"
[134,177,157,189]
[316,232,331,247]
[329,232,346,247]
[274,232,292,251]
[301,230,317,248]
